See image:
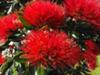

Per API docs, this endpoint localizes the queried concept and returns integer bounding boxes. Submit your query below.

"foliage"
[0,0,100,75]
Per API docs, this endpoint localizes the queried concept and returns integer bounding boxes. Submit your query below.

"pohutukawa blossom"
[0,54,5,65]
[23,1,65,27]
[0,31,8,46]
[0,13,23,32]
[83,40,100,69]
[83,50,97,70]
[21,30,81,68]
[64,0,100,29]
[0,13,23,45]
[0,38,7,47]
[85,40,100,55]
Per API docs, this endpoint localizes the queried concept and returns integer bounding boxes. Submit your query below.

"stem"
[24,62,30,75]
[35,65,46,75]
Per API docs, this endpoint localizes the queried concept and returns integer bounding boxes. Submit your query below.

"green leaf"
[19,15,33,30]
[36,65,46,75]
[96,55,100,66]
[0,58,13,75]
[23,63,30,75]
[15,58,27,63]
[12,66,19,75]
[72,32,80,39]
[0,51,23,75]
[91,67,100,75]
[91,55,100,75]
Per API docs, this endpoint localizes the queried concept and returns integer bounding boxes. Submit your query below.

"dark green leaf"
[19,15,33,30]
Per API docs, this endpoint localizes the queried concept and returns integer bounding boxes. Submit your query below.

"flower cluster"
[0,13,23,46]
[83,40,100,69]
[0,13,22,32]
[21,30,81,68]
[0,54,5,65]
[21,30,100,69]
[64,0,100,29]
[0,0,100,74]
[23,1,65,27]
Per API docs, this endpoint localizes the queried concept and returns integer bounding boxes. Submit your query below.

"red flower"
[83,50,97,70]
[23,1,65,27]
[0,31,8,46]
[83,40,100,69]
[85,40,100,54]
[0,54,5,65]
[21,30,80,68]
[0,13,23,32]
[0,13,23,45]
[64,0,100,29]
